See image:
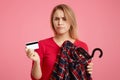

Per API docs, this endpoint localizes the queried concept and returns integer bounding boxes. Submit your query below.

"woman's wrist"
[34,60,40,64]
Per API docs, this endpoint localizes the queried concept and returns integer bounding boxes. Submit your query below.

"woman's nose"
[58,19,63,25]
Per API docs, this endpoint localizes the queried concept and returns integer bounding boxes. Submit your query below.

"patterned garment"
[49,41,92,80]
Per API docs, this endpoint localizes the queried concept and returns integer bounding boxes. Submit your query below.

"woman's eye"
[62,17,66,21]
[54,17,59,20]
[53,17,66,21]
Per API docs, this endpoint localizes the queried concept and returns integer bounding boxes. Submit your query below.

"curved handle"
[91,48,103,58]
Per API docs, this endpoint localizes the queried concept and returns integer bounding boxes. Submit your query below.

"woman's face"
[52,9,71,35]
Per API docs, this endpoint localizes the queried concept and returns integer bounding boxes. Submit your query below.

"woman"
[26,4,93,80]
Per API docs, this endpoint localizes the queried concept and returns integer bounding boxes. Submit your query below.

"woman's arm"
[31,61,42,79]
[26,48,42,79]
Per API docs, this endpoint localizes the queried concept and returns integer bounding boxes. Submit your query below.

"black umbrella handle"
[90,48,103,59]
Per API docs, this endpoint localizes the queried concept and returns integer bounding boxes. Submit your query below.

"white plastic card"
[26,41,39,49]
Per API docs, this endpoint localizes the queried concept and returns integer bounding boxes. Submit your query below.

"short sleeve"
[35,41,44,66]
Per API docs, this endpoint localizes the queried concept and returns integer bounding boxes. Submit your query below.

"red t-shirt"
[31,37,88,80]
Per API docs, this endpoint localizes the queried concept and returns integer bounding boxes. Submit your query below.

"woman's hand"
[25,48,40,63]
[87,62,93,74]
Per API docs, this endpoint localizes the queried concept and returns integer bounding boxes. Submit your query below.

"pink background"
[0,0,120,80]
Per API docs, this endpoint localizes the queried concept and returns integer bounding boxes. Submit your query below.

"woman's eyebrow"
[53,16,66,21]
[53,16,65,18]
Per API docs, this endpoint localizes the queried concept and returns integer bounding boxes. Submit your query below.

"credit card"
[26,41,39,49]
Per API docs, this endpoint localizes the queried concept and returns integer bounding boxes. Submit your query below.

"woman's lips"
[56,26,64,29]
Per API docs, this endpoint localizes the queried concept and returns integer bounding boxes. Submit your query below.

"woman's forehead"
[53,9,65,17]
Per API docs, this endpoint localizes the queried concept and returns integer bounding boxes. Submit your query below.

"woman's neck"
[54,33,71,41]
[53,33,75,47]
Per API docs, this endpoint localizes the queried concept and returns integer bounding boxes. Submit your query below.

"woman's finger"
[87,62,93,74]
[26,49,34,57]
[87,68,92,74]
[87,63,93,68]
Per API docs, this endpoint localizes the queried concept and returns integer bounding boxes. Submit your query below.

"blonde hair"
[50,4,78,39]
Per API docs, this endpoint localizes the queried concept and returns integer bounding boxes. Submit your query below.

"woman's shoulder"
[35,37,53,50]
[75,39,87,45]
[37,37,53,45]
[75,39,89,51]
[39,37,52,42]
